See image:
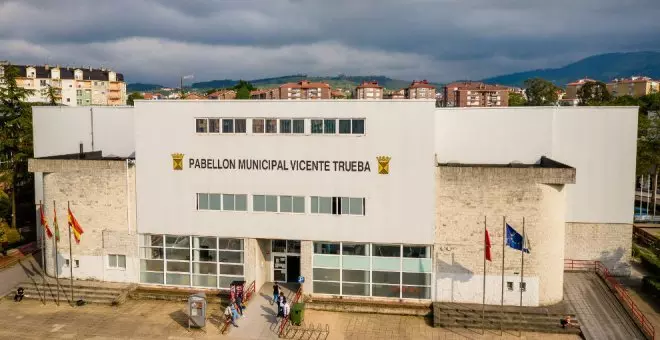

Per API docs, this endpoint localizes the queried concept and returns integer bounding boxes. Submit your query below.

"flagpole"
[501,216,505,335]
[482,215,487,334]
[39,201,46,305]
[67,201,74,305]
[520,217,525,307]
[53,200,60,306]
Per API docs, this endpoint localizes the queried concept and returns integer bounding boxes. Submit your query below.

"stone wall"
[36,159,137,283]
[300,240,313,295]
[564,223,632,276]
[435,166,572,306]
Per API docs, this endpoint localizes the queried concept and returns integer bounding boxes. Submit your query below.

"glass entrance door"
[273,255,287,282]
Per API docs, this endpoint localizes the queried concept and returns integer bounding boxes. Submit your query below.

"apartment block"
[0,63,126,106]
[564,78,596,100]
[208,90,236,100]
[607,76,659,98]
[278,80,331,99]
[250,89,277,99]
[406,80,436,99]
[353,81,383,99]
[442,81,509,107]
[384,89,406,99]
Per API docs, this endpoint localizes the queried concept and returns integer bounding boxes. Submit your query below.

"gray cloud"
[1,0,659,85]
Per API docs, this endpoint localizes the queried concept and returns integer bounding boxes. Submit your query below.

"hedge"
[642,276,660,297]
[634,244,660,276]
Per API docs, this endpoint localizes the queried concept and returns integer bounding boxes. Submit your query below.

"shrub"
[642,276,660,297]
[636,244,660,276]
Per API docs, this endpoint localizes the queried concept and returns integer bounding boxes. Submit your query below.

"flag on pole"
[485,228,492,261]
[506,224,530,253]
[53,206,60,242]
[67,207,84,244]
[40,205,53,239]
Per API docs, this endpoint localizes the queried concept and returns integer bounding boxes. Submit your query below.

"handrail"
[564,259,655,340]
[245,280,256,304]
[278,286,303,338]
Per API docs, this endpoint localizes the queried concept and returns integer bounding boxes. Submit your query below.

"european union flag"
[506,224,530,253]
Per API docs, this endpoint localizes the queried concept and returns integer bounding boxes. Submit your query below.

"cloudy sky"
[1,0,659,85]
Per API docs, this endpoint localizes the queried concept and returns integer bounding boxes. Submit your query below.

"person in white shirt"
[283,301,291,319]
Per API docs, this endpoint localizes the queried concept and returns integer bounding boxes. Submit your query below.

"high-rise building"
[353,81,383,99]
[442,81,509,107]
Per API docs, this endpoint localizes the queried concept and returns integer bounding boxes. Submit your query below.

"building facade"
[442,82,509,107]
[353,81,383,99]
[564,78,596,100]
[607,76,659,98]
[0,63,126,106]
[278,81,331,99]
[406,80,436,99]
[30,102,637,307]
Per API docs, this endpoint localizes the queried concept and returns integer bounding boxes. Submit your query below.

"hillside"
[126,83,164,92]
[482,51,660,87]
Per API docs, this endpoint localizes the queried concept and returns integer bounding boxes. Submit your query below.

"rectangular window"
[222,194,235,211]
[235,195,247,211]
[342,243,369,256]
[279,195,304,213]
[313,242,340,255]
[293,119,305,134]
[222,119,234,133]
[235,119,247,133]
[280,195,293,212]
[403,246,430,258]
[324,119,336,134]
[373,244,401,257]
[339,119,351,134]
[252,119,265,133]
[209,194,221,210]
[197,193,209,210]
[266,195,278,212]
[328,197,364,216]
[292,196,305,213]
[40,79,47,86]
[76,90,82,96]
[352,119,365,134]
[208,119,220,133]
[196,119,208,133]
[108,254,126,269]
[280,119,292,134]
[311,119,323,134]
[266,119,277,133]
[253,195,265,212]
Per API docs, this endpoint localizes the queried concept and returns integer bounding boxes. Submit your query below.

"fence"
[278,286,303,338]
[564,259,655,340]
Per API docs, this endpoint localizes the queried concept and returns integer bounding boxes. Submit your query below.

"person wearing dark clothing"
[14,287,24,302]
[272,284,280,305]
[560,315,572,329]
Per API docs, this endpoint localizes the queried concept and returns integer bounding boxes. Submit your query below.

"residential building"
[331,90,347,99]
[278,80,331,99]
[384,89,406,99]
[353,81,383,100]
[31,102,635,307]
[143,93,163,100]
[406,80,436,99]
[564,78,596,100]
[184,93,206,100]
[0,63,126,106]
[250,89,278,100]
[607,76,660,98]
[208,90,236,100]
[442,81,509,107]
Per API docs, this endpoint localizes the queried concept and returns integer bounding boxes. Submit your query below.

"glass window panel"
[140,272,164,284]
[218,251,244,263]
[166,236,190,248]
[311,119,323,134]
[280,119,292,133]
[166,273,190,286]
[311,196,319,213]
[402,286,431,299]
[218,239,243,250]
[253,195,265,212]
[235,119,247,133]
[287,240,301,254]
[313,281,340,294]
[193,249,218,262]
[403,258,432,273]
[280,196,292,212]
[166,248,190,261]
[167,261,190,273]
[373,257,401,271]
[118,255,126,269]
[324,119,336,134]
[252,119,264,133]
[193,237,217,249]
[352,119,365,134]
[209,194,221,210]
[219,276,243,289]
[341,197,350,215]
[343,270,370,283]
[141,259,164,272]
[140,234,163,247]
[265,195,278,212]
[293,119,305,133]
[222,119,234,133]
[350,198,363,215]
[343,283,369,296]
[372,284,400,298]
[342,256,370,270]
[220,264,244,275]
[313,242,340,255]
[193,275,217,288]
[373,244,401,257]
[342,243,368,256]
[193,262,217,275]
[313,268,340,281]
[209,118,220,133]
[319,197,331,214]
[292,196,305,213]
[223,194,235,211]
[235,195,247,211]
[403,246,430,258]
[314,255,340,268]
[266,119,277,133]
[196,119,207,133]
[198,193,209,210]
[372,271,400,284]
[402,273,432,286]
[109,255,117,267]
[139,247,163,259]
[338,119,351,134]
[272,240,287,253]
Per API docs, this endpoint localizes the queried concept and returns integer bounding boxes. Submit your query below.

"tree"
[0,64,34,229]
[524,78,559,106]
[127,92,144,106]
[232,80,255,92]
[577,81,611,106]
[235,86,251,99]
[637,93,660,210]
[45,85,59,105]
[508,92,527,106]
[608,95,639,106]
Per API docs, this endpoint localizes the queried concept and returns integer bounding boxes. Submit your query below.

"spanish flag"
[40,204,53,239]
[67,208,84,244]
[53,206,60,242]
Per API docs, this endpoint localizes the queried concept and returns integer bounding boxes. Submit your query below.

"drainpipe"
[90,107,95,151]
[125,159,131,234]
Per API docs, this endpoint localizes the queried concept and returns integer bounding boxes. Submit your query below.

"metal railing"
[564,259,655,340]
[278,286,303,338]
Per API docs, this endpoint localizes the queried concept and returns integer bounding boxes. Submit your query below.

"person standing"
[283,300,291,319]
[225,304,238,327]
[272,283,280,305]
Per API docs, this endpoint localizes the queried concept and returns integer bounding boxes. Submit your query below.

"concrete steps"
[5,276,131,306]
[305,295,432,316]
[129,285,226,304]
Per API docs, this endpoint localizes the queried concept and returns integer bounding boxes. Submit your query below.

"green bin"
[290,302,305,325]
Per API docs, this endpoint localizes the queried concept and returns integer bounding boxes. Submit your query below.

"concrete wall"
[564,223,632,275]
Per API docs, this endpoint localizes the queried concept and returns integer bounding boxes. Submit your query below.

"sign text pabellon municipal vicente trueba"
[187,158,371,172]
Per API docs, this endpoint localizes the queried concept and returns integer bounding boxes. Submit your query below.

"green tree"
[235,86,251,99]
[637,93,660,207]
[524,78,559,106]
[232,80,255,92]
[0,64,34,229]
[45,85,59,105]
[577,81,611,106]
[127,92,144,106]
[508,92,527,106]
[608,95,639,106]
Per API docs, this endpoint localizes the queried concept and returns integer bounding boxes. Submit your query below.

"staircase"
[5,275,132,306]
[433,302,582,335]
[129,285,226,304]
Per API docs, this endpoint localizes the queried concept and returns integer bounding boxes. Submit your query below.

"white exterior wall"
[134,100,437,244]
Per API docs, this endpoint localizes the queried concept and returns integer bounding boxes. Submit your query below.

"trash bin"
[290,302,305,326]
[188,292,207,329]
